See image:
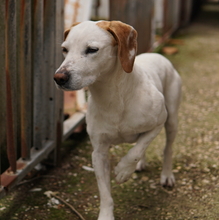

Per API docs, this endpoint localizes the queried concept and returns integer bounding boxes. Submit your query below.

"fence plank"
[179,0,193,27]
[43,0,56,142]
[5,0,17,173]
[110,0,154,53]
[33,0,44,150]
[172,0,180,31]
[54,0,64,165]
[0,0,6,182]
[17,0,32,159]
[163,0,181,40]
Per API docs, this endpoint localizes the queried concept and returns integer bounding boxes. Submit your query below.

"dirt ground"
[1,3,219,220]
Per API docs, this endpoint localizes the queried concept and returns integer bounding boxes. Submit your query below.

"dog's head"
[54,21,137,90]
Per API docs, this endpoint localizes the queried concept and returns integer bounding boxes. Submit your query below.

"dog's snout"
[54,72,70,86]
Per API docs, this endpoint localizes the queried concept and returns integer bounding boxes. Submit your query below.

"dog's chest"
[86,104,159,144]
[86,82,166,144]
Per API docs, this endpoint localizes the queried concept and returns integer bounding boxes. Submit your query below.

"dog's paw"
[160,171,175,187]
[98,204,114,220]
[98,214,114,220]
[98,213,114,220]
[135,158,147,171]
[98,217,114,220]
[115,159,136,183]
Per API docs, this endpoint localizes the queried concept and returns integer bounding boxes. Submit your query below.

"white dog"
[54,20,182,220]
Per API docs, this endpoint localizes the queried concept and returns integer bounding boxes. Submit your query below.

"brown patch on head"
[64,22,80,40]
[96,21,137,73]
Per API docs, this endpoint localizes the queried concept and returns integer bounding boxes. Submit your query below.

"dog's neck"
[88,64,139,110]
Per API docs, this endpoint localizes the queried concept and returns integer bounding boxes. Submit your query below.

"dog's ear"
[97,21,137,73]
[64,22,80,40]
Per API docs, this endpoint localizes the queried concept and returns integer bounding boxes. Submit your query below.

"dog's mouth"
[54,80,84,91]
[55,84,70,91]
[55,83,76,91]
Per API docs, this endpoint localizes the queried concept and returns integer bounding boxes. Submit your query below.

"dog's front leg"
[92,145,114,220]
[115,125,163,183]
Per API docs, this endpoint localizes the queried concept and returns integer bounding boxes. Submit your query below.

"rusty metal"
[110,0,154,54]
[1,173,17,192]
[5,0,17,174]
[1,161,26,192]
[0,141,55,198]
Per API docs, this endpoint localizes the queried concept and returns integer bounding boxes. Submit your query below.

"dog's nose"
[54,73,70,85]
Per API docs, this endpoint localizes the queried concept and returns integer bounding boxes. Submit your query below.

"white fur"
[54,21,182,220]
[129,48,136,60]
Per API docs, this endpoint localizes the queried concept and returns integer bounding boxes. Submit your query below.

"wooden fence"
[0,0,66,198]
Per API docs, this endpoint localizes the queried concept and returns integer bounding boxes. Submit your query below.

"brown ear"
[97,21,137,73]
[64,22,80,40]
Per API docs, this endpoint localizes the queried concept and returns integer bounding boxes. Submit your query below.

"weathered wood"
[54,0,64,165]
[0,0,7,179]
[43,0,56,141]
[17,0,32,159]
[110,0,154,53]
[5,0,17,173]
[32,0,44,150]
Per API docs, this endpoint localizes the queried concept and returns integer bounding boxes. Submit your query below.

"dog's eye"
[62,47,68,53]
[85,47,99,54]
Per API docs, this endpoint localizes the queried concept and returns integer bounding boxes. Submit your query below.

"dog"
[54,20,182,220]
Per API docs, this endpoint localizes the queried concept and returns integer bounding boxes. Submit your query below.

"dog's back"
[135,53,181,94]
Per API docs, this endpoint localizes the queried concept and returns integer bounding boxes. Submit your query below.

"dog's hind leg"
[160,114,177,186]
[161,71,181,187]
